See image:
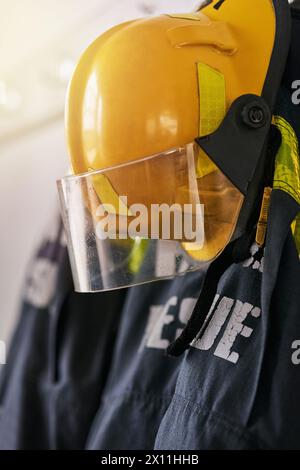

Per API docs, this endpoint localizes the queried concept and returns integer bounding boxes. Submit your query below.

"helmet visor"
[57,142,243,292]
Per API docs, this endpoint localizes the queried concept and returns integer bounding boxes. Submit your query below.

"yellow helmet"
[58,0,291,292]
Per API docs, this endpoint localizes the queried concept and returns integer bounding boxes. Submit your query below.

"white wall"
[0,121,67,341]
[0,0,200,344]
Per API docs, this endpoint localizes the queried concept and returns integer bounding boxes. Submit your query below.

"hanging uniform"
[0,0,299,451]
[0,216,127,449]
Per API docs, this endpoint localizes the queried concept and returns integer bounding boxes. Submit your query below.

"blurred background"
[0,0,201,344]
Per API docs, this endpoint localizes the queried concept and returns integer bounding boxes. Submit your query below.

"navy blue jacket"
[0,6,299,451]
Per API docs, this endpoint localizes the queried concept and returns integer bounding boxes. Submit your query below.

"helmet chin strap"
[167,230,255,357]
[167,127,282,358]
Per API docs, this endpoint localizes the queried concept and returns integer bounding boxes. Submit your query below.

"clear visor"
[57,142,243,292]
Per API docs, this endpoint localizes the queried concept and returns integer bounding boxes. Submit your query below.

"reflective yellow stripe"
[292,214,300,257]
[128,238,149,274]
[274,116,300,256]
[198,62,226,137]
[273,116,300,206]
[196,62,226,178]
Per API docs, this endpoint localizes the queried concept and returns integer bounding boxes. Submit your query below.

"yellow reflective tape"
[198,62,226,137]
[292,213,300,257]
[91,173,132,216]
[196,62,226,178]
[274,116,300,256]
[128,239,149,274]
[273,116,300,206]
